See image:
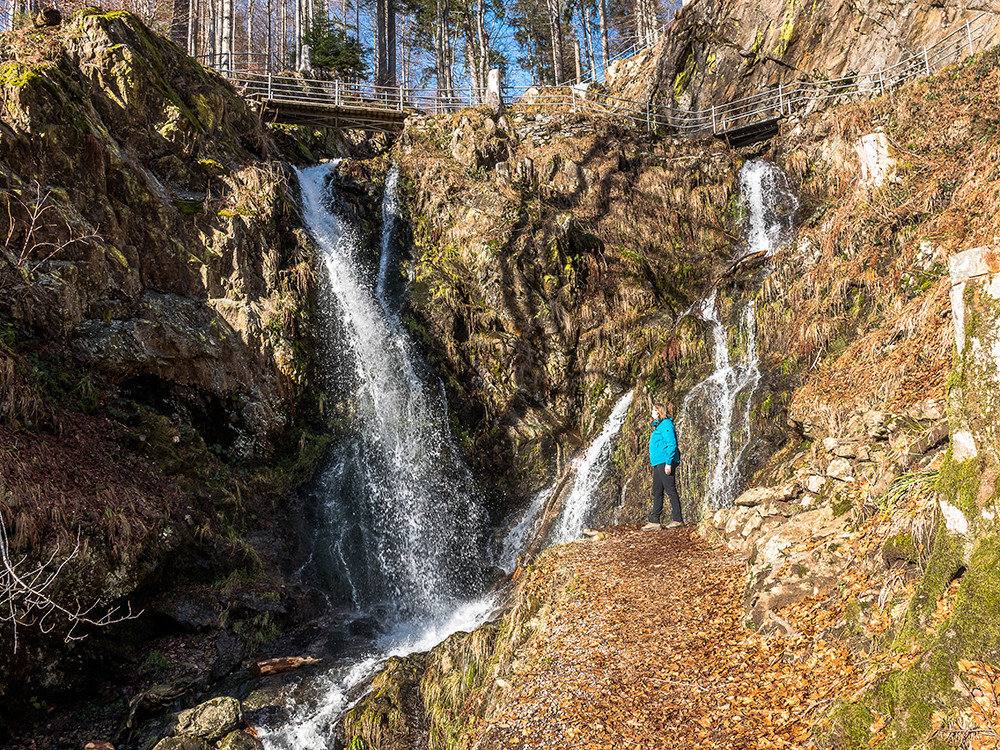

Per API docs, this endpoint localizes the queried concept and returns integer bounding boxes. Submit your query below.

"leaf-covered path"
[470,528,847,750]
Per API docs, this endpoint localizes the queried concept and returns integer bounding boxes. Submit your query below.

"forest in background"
[1,0,681,99]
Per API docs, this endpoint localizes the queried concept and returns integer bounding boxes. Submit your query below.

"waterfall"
[739,159,797,258]
[299,162,484,618]
[497,390,634,568]
[497,484,551,573]
[679,292,761,510]
[678,159,798,511]
[551,391,634,543]
[376,163,403,322]
[261,163,492,749]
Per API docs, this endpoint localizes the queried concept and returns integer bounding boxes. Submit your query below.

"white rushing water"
[551,390,634,543]
[679,159,798,511]
[376,163,402,323]
[262,163,492,749]
[679,292,761,509]
[497,483,552,573]
[497,390,634,569]
[739,158,798,258]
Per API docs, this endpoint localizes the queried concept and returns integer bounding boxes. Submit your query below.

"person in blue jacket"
[643,402,683,530]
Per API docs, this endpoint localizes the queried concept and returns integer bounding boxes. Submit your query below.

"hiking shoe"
[664,521,683,529]
[641,522,662,531]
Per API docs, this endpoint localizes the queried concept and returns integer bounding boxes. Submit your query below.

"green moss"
[832,492,853,517]
[775,0,798,57]
[673,49,698,100]
[0,62,47,89]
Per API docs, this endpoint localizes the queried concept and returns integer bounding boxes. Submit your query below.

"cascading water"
[376,163,403,323]
[261,163,493,748]
[550,391,634,543]
[497,390,634,565]
[678,159,798,512]
[679,292,761,510]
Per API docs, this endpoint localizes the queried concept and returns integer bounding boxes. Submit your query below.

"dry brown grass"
[763,48,1000,420]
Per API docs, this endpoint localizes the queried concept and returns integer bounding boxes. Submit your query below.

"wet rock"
[154,593,220,632]
[84,742,114,750]
[348,615,382,639]
[218,731,265,750]
[211,630,247,681]
[174,696,242,741]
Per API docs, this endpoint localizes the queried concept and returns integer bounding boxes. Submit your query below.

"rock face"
[398,113,739,500]
[1,11,316,460]
[174,696,242,741]
[610,0,1000,114]
[151,696,262,750]
[0,10,328,722]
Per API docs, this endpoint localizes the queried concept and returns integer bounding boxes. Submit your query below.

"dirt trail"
[470,528,835,750]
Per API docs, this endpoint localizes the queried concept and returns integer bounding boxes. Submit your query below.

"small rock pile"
[706,397,948,634]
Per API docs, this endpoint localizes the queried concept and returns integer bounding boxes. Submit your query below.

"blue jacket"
[649,418,679,467]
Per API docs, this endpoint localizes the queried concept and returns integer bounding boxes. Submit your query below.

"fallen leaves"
[466,529,858,750]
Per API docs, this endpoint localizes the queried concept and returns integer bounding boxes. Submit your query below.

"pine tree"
[300,10,367,78]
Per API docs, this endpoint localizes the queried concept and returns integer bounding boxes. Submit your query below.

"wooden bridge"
[212,13,992,143]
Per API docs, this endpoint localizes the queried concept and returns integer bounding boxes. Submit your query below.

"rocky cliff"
[0,11,339,733]
[395,108,739,506]
[609,0,1000,114]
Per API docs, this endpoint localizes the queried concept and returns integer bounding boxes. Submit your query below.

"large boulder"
[174,696,243,741]
[153,739,210,750]
[219,731,266,750]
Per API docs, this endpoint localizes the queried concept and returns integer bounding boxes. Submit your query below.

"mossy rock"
[218,730,265,750]
[152,737,210,750]
[175,696,242,741]
[882,532,920,567]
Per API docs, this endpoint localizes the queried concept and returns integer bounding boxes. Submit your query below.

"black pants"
[650,463,682,524]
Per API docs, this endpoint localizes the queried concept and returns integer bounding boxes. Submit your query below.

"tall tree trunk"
[548,0,563,84]
[222,0,233,70]
[598,0,608,72]
[387,0,396,86]
[246,0,254,70]
[573,38,582,81]
[292,0,300,69]
[266,0,272,70]
[476,0,487,98]
[171,0,187,48]
[583,6,595,79]
[435,0,449,102]
[186,0,197,55]
[375,0,392,85]
[461,16,477,102]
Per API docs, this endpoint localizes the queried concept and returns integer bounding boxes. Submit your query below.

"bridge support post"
[572,87,577,114]
[778,83,783,116]
[967,19,974,56]
[646,102,651,132]
[399,86,403,111]
[267,73,272,101]
[711,105,717,134]
[878,68,884,97]
[923,47,930,76]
